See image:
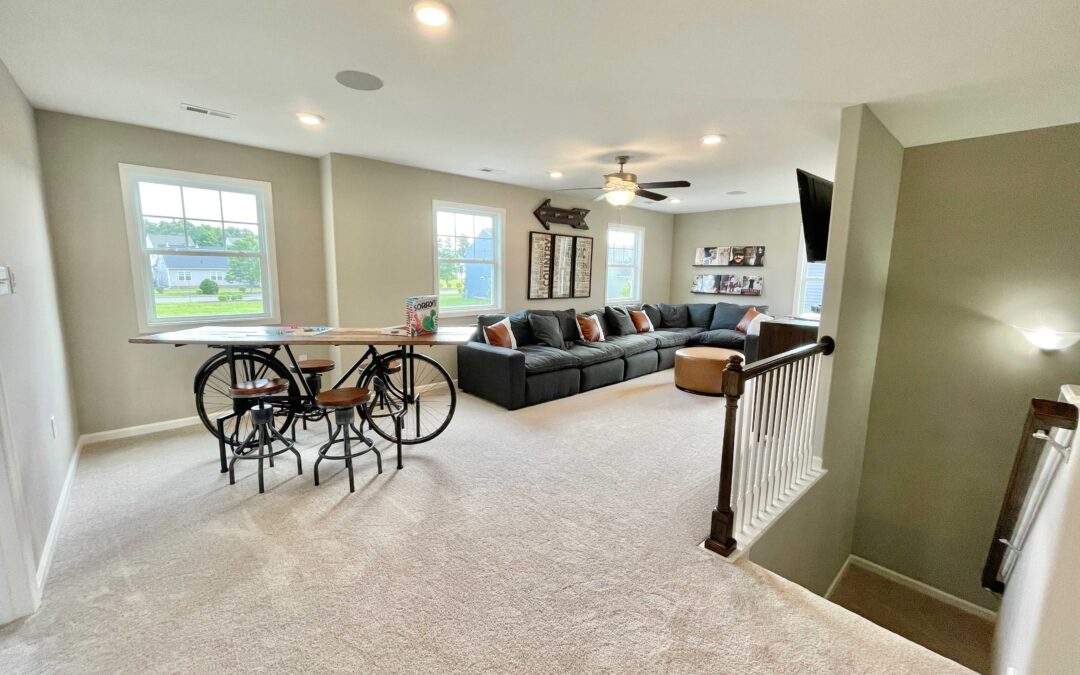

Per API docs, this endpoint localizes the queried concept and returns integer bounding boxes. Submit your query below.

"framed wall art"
[691,274,764,296]
[528,231,593,300]
[694,245,765,267]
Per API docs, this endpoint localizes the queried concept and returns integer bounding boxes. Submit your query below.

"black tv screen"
[796,169,833,262]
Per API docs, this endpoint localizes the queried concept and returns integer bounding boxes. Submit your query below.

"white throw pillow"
[747,313,773,336]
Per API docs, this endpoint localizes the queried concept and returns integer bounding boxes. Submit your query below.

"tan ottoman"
[674,347,742,396]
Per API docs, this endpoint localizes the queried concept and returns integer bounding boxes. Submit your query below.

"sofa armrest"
[456,341,526,410]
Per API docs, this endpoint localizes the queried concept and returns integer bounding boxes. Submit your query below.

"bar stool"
[289,358,336,439]
[228,377,303,493]
[313,387,382,493]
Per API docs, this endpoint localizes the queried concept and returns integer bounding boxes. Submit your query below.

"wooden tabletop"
[129,325,476,347]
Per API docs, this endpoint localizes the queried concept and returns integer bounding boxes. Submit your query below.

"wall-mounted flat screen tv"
[796,169,833,262]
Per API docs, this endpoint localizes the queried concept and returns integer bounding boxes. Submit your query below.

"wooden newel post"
[705,354,745,556]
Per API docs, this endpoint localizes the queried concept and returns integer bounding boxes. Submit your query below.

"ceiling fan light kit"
[557,155,690,208]
[604,189,636,207]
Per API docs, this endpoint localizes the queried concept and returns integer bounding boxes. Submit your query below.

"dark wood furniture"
[757,318,819,360]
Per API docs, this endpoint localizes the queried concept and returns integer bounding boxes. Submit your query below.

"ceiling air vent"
[180,103,235,120]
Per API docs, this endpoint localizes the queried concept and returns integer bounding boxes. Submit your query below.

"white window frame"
[432,200,505,317]
[605,224,645,304]
[793,239,826,318]
[119,164,281,333]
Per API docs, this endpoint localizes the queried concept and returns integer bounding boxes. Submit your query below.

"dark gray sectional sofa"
[457,301,767,409]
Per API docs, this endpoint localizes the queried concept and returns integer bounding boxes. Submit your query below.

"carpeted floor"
[0,371,969,673]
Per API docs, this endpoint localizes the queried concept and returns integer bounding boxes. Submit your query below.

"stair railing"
[705,336,835,556]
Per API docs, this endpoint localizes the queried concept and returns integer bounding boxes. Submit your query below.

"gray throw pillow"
[642,304,663,328]
[657,303,689,328]
[686,303,716,328]
[710,303,769,331]
[478,311,533,345]
[528,313,565,348]
[604,306,637,336]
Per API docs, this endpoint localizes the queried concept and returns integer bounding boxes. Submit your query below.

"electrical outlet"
[50,416,57,439]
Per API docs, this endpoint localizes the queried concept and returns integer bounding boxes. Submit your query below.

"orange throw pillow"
[576,314,605,342]
[735,307,761,334]
[483,317,517,349]
[629,309,654,333]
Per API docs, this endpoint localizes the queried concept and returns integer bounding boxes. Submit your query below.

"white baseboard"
[832,554,997,622]
[34,439,82,592]
[824,554,853,599]
[77,415,201,447]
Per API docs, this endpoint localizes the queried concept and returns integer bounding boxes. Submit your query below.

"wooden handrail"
[982,398,1078,593]
[704,336,835,556]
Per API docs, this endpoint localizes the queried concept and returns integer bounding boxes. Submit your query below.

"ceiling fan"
[558,155,690,207]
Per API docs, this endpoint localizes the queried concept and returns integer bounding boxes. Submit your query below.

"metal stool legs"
[314,406,381,493]
[228,401,303,493]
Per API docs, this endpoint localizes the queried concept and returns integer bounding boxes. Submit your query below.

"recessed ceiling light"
[296,112,324,126]
[726,190,747,195]
[413,1,452,26]
[701,134,725,146]
[670,199,681,204]
[549,170,563,178]
[335,70,384,91]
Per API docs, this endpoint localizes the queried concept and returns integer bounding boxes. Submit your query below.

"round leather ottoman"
[674,347,742,396]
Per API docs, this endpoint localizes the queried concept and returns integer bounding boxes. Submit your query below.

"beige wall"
[321,153,674,375]
[854,122,1080,609]
[670,204,803,316]
[0,62,79,568]
[34,112,327,434]
[750,105,904,594]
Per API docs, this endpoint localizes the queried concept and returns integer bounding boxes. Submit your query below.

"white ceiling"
[1,1,1077,213]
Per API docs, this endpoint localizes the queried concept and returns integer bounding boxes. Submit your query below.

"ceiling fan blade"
[635,189,668,202]
[636,180,690,189]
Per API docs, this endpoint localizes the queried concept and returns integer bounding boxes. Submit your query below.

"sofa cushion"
[656,303,690,328]
[478,311,533,346]
[565,341,624,366]
[606,333,658,356]
[482,317,517,349]
[668,326,705,337]
[528,312,564,348]
[641,304,663,328]
[709,302,751,330]
[629,309,655,333]
[650,330,692,348]
[604,306,637,336]
[686,303,716,328]
[692,328,746,349]
[518,345,581,374]
[527,308,577,348]
[576,313,606,342]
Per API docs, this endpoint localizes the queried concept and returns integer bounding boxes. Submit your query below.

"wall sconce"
[1015,326,1080,352]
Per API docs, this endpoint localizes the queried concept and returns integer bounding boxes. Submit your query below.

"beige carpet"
[1,371,969,673]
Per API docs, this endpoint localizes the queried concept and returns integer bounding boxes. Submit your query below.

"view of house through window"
[121,165,277,329]
[434,202,503,314]
[606,225,644,303]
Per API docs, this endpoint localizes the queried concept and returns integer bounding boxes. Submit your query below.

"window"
[119,164,279,331]
[433,201,504,316]
[795,255,827,316]
[606,225,644,303]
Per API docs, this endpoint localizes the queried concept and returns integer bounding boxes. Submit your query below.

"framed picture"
[529,231,593,300]
[691,274,764,296]
[693,245,764,267]
[528,232,553,299]
[551,234,574,299]
[572,236,593,298]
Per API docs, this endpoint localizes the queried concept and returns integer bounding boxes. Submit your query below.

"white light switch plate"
[0,266,12,295]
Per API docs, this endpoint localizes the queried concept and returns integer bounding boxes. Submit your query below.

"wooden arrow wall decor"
[533,199,590,230]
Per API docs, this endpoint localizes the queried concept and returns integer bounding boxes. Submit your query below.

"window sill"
[137,313,280,335]
[438,308,503,319]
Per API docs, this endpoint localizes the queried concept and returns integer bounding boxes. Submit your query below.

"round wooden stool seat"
[290,358,335,374]
[316,387,370,409]
[674,347,743,396]
[231,377,289,398]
